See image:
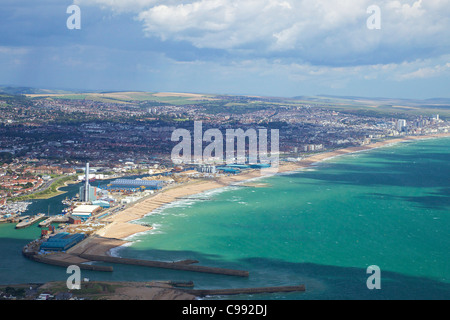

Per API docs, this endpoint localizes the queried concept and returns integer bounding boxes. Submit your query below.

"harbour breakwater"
[22,235,249,277]
[78,253,250,277]
[22,247,113,272]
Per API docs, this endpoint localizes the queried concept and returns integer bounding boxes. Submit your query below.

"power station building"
[79,162,101,202]
[79,185,100,202]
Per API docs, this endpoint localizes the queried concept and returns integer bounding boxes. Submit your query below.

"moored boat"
[15,213,45,229]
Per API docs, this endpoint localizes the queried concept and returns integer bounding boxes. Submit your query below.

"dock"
[39,217,54,228]
[38,215,70,228]
[0,214,27,225]
[15,214,45,229]
[0,215,20,224]
[78,253,249,277]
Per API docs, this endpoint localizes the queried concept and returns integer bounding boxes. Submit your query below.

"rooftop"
[110,179,163,187]
[72,205,101,213]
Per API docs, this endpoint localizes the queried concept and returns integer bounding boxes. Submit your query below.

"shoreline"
[70,133,450,257]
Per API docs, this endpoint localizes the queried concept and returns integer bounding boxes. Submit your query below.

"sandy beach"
[71,133,450,257]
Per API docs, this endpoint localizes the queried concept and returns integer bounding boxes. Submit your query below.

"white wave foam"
[108,241,133,258]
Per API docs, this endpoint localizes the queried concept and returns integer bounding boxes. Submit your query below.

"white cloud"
[76,0,450,67]
[0,46,29,55]
[182,53,450,88]
[387,0,424,18]
[397,59,450,80]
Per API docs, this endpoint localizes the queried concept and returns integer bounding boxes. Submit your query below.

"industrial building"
[106,179,163,192]
[79,185,100,202]
[216,167,241,174]
[249,163,272,169]
[198,165,217,174]
[79,162,101,202]
[68,216,82,225]
[91,200,111,209]
[39,233,85,251]
[71,205,102,219]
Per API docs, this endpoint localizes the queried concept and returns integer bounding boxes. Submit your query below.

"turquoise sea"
[1,137,449,299]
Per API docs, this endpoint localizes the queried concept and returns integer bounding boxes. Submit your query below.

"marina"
[0,201,32,215]
[0,201,32,224]
[0,215,19,224]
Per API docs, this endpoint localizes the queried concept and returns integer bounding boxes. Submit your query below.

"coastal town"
[1,91,449,221]
[1,90,449,300]
[3,0,450,304]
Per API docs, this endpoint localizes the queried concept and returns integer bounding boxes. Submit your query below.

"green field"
[21,90,450,118]
[12,175,76,201]
[27,91,218,106]
[287,96,450,118]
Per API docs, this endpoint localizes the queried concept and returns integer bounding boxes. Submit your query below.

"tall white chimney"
[85,162,90,202]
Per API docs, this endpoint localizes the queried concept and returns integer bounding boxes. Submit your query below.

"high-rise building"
[431,114,440,121]
[397,119,407,132]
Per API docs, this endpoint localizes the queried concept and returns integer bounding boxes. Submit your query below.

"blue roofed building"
[106,179,164,192]
[39,233,85,252]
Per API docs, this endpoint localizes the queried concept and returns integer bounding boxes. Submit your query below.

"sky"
[0,0,449,99]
